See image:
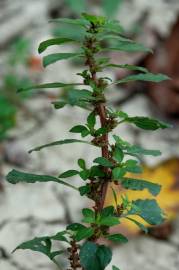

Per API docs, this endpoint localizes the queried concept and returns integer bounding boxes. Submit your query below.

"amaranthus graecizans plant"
[6,14,171,270]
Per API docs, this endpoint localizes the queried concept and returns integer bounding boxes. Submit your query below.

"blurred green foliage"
[0,38,33,141]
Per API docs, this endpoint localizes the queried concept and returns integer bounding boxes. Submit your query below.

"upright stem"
[97,103,109,212]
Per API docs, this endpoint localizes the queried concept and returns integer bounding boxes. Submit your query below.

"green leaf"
[106,233,128,243]
[79,185,91,196]
[50,17,89,27]
[28,139,94,153]
[99,216,120,227]
[17,82,82,93]
[90,165,105,177]
[102,19,124,33]
[80,242,112,270]
[6,170,78,190]
[125,217,148,233]
[105,64,148,73]
[121,177,161,196]
[82,208,95,218]
[82,13,106,26]
[96,245,112,269]
[87,111,96,129]
[129,199,164,225]
[14,235,65,263]
[93,157,114,168]
[101,206,115,218]
[70,125,89,134]
[78,158,86,169]
[38,38,74,53]
[43,52,83,67]
[67,223,86,231]
[112,167,126,179]
[114,73,170,84]
[79,169,90,180]
[113,135,161,157]
[80,242,100,270]
[126,116,171,130]
[75,227,94,241]
[124,159,142,173]
[113,147,124,162]
[58,170,79,178]
[125,145,161,157]
[107,41,152,53]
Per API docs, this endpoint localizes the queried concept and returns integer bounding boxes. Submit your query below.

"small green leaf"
[38,38,74,53]
[106,234,128,243]
[75,227,94,241]
[90,166,105,177]
[124,159,142,173]
[6,170,77,190]
[121,177,161,196]
[82,208,95,218]
[43,52,83,67]
[79,169,90,180]
[67,223,86,231]
[101,206,115,218]
[87,111,96,129]
[112,167,126,179]
[113,147,124,162]
[78,158,86,169]
[82,13,106,26]
[99,216,120,227]
[70,125,89,134]
[125,217,148,233]
[129,199,164,225]
[28,139,94,153]
[58,170,79,178]
[17,82,82,93]
[93,157,114,168]
[114,73,170,84]
[79,185,91,196]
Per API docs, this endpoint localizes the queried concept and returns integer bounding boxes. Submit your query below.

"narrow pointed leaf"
[105,64,148,73]
[6,169,78,190]
[28,139,95,153]
[107,41,152,53]
[50,18,89,27]
[125,217,148,233]
[58,170,79,178]
[43,52,83,67]
[114,73,170,84]
[17,82,82,93]
[38,38,74,53]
